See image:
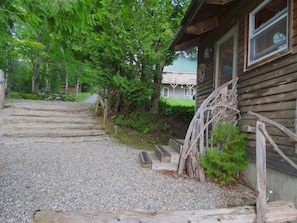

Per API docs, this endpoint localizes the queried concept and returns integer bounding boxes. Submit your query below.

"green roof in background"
[163,57,197,73]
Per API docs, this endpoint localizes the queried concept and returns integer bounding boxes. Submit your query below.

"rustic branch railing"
[178,78,240,179]
[248,111,297,223]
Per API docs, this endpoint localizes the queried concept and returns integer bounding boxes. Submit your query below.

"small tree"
[200,121,249,185]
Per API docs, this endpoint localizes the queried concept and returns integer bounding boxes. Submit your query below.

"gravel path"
[0,100,256,223]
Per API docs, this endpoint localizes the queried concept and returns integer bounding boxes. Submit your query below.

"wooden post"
[0,69,5,109]
[256,121,267,223]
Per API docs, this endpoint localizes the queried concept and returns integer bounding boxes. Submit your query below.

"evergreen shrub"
[199,121,249,185]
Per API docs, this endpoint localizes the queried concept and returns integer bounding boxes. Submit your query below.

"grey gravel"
[0,100,256,223]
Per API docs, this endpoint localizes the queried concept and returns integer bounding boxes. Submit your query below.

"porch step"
[154,145,171,163]
[139,151,152,168]
[169,138,184,154]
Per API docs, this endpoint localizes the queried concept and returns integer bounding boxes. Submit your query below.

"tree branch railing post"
[256,121,267,223]
[249,111,297,222]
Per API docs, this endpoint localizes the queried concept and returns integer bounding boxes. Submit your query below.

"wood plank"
[248,153,297,177]
[173,37,201,51]
[32,201,297,223]
[238,81,297,102]
[240,101,296,113]
[186,17,218,35]
[238,54,297,83]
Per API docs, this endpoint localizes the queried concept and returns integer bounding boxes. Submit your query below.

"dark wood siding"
[195,0,297,176]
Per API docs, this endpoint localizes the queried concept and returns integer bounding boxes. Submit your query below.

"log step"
[139,151,152,168]
[154,145,171,163]
[32,200,297,223]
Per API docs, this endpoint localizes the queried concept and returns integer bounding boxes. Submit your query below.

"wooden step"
[169,138,184,154]
[139,151,152,168]
[149,151,179,171]
[154,145,171,163]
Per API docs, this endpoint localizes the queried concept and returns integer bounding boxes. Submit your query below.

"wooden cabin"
[171,0,297,207]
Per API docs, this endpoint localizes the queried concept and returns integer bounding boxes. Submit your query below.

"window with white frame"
[163,87,169,98]
[248,0,289,66]
[184,88,188,96]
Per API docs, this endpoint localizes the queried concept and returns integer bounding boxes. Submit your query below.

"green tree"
[86,0,188,115]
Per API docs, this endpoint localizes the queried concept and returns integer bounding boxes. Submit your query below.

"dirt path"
[0,100,105,146]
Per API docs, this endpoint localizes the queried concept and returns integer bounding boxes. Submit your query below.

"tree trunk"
[75,67,82,99]
[151,63,163,115]
[5,58,11,98]
[0,69,5,109]
[65,75,68,93]
[31,61,41,93]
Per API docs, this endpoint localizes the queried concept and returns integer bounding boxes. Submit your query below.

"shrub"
[199,121,249,185]
[114,112,170,133]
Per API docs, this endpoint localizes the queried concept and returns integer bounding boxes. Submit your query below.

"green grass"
[162,98,195,107]
[76,92,92,102]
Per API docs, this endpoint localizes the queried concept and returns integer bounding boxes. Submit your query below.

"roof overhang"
[170,0,234,51]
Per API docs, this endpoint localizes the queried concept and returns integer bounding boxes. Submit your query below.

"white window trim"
[214,24,238,89]
[247,0,289,66]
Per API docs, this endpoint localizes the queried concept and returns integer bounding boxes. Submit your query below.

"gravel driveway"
[0,100,256,223]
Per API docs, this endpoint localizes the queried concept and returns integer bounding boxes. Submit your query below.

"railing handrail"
[178,78,240,176]
[249,111,297,171]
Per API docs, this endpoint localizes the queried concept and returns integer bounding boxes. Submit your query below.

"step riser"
[154,145,171,163]
[168,138,184,154]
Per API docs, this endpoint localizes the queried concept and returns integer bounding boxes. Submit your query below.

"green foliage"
[113,112,170,134]
[2,0,190,116]
[200,121,249,185]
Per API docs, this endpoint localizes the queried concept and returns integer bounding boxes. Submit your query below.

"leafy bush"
[113,112,170,133]
[200,121,249,185]
[9,92,22,99]
[22,93,44,100]
[63,93,75,102]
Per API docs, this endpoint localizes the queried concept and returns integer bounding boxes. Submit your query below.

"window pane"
[250,16,287,62]
[255,1,287,29]
[219,36,233,86]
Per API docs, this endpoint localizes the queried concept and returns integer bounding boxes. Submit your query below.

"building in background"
[161,55,197,100]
